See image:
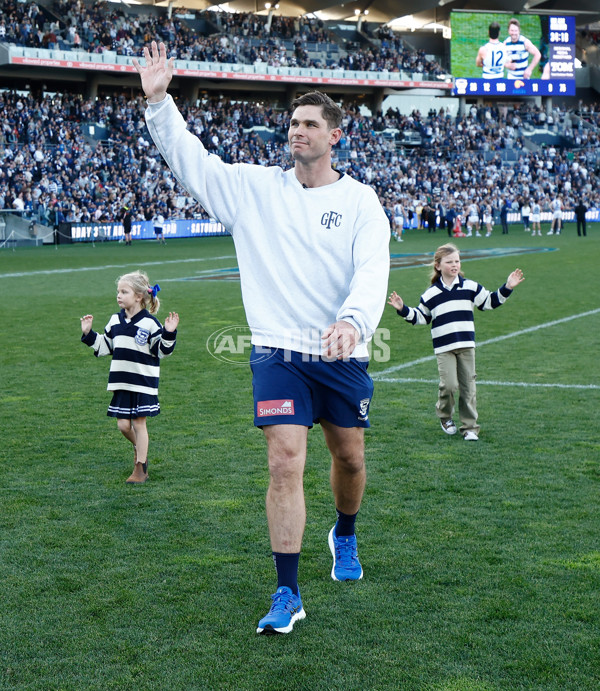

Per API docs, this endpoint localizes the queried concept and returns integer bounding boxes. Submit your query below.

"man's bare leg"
[322,420,366,581]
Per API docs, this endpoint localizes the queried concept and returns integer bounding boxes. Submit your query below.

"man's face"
[508,23,520,43]
[288,105,340,164]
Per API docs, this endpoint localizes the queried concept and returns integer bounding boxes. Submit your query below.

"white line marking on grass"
[373,308,600,379]
[374,377,600,390]
[0,255,237,279]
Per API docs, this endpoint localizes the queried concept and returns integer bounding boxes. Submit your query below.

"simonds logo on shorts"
[257,400,295,417]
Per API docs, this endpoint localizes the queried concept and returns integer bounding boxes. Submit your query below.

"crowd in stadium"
[0,0,445,75]
[1,85,599,235]
[1,0,599,236]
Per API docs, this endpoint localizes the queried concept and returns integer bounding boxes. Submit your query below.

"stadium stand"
[1,1,599,245]
[0,0,444,77]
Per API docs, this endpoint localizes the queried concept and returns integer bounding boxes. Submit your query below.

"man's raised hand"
[132,41,174,103]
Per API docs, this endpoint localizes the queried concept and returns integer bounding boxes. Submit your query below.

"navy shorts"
[250,346,374,428]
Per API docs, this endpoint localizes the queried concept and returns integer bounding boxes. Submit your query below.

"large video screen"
[451,12,576,97]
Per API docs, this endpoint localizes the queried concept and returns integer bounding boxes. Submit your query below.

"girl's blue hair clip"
[148,283,161,298]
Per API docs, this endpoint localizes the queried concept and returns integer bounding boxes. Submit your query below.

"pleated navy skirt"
[107,390,160,419]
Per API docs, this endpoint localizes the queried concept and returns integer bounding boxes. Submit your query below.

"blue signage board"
[70,219,228,242]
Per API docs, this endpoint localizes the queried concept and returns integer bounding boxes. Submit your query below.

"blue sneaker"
[328,526,363,581]
[256,586,306,635]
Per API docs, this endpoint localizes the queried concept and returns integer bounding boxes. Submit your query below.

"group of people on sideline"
[388,193,592,241]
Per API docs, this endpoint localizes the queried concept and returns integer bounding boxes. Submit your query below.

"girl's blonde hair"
[430,243,463,284]
[117,270,160,314]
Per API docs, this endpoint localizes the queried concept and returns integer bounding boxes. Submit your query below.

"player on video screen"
[476,22,514,79]
[504,18,541,79]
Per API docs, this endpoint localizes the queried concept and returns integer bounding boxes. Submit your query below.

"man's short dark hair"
[291,91,343,130]
[489,22,500,40]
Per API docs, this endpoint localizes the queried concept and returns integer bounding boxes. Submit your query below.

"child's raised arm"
[80,315,94,335]
[387,291,404,311]
[506,268,525,290]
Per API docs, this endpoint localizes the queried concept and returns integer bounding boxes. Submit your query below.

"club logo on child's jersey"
[321,211,342,229]
[358,398,370,422]
[257,400,295,417]
[135,328,150,346]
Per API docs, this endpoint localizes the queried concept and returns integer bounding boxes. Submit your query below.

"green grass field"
[1,226,599,690]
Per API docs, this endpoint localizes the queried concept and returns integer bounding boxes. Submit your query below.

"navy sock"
[272,552,300,595]
[335,508,358,537]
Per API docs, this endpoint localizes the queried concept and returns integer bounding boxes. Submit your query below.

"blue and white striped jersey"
[481,41,508,79]
[504,35,530,79]
[81,309,177,394]
[397,277,513,354]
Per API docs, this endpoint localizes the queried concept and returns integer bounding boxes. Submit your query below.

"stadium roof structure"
[138,0,600,28]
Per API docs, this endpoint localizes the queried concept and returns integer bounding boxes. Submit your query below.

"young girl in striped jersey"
[388,244,524,441]
[80,271,179,483]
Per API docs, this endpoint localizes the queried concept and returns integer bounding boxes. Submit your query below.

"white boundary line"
[373,308,600,389]
[0,255,237,279]
[374,376,600,390]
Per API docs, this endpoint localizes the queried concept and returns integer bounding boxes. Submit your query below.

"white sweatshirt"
[145,95,390,357]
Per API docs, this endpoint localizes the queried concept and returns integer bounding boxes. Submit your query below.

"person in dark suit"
[426,202,437,233]
[500,199,509,235]
[431,204,439,232]
[121,205,133,245]
[445,202,456,238]
[574,199,588,237]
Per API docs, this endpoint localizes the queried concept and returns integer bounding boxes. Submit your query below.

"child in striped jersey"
[80,271,179,483]
[388,244,524,441]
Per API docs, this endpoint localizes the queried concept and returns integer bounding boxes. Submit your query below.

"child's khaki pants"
[435,347,479,435]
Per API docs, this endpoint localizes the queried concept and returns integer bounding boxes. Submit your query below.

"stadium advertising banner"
[69,219,228,242]
[9,52,451,90]
[451,12,576,97]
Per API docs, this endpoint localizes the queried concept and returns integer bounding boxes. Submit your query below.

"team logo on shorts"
[257,400,295,417]
[358,398,370,422]
[135,328,150,346]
